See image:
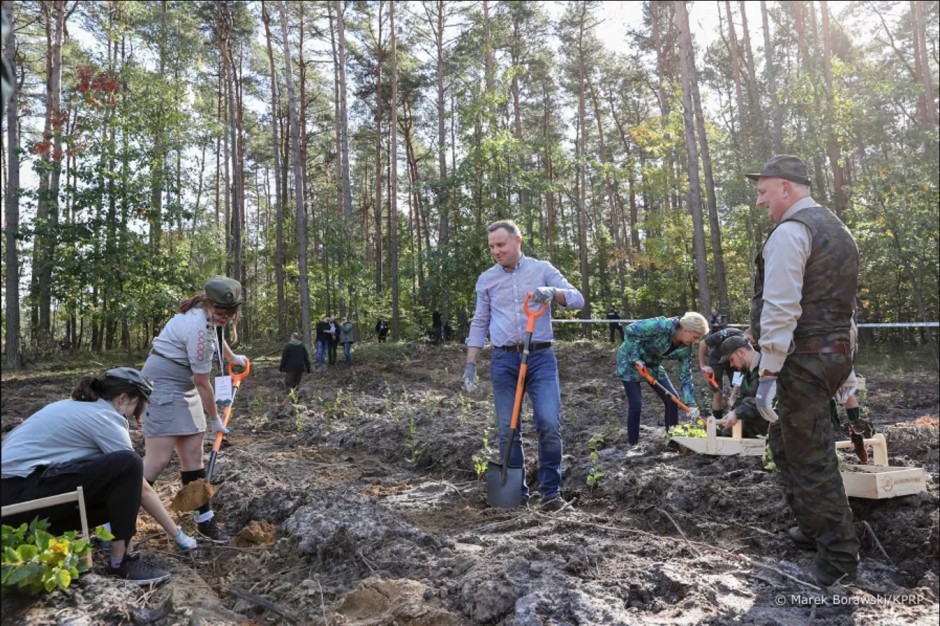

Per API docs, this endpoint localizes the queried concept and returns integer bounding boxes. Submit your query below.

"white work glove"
[755,376,779,423]
[211,416,230,435]
[686,406,700,421]
[463,363,477,393]
[721,411,738,428]
[230,354,248,367]
[700,365,714,375]
[173,528,198,551]
[634,360,645,370]
[530,287,556,305]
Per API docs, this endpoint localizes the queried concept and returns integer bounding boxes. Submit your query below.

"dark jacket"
[726,362,768,438]
[280,340,311,373]
[315,321,332,343]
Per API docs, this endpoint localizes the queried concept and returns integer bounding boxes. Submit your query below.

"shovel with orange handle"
[703,369,720,393]
[206,358,251,483]
[486,293,550,509]
[635,361,702,423]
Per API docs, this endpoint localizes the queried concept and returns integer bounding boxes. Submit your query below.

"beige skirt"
[141,353,206,437]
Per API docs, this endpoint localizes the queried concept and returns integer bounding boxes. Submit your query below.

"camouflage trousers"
[768,352,857,579]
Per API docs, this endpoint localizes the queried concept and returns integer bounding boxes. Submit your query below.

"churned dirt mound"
[1,341,938,625]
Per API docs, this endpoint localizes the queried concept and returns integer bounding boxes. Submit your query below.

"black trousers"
[1,450,143,541]
[328,340,338,365]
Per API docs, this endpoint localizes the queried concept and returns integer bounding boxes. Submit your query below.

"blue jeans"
[315,340,328,366]
[342,342,352,364]
[622,377,679,445]
[490,348,563,500]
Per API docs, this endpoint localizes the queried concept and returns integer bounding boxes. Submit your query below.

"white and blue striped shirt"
[466,255,584,348]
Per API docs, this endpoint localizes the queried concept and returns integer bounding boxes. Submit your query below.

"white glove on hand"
[231,354,248,367]
[530,287,556,305]
[756,376,779,423]
[721,411,738,428]
[634,360,646,370]
[211,416,230,435]
[463,363,477,393]
[173,528,198,550]
[687,406,700,421]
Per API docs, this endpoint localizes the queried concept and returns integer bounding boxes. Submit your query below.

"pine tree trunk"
[262,1,286,336]
[278,0,312,347]
[760,0,783,153]
[389,0,400,340]
[3,0,20,368]
[675,0,711,313]
[374,1,384,293]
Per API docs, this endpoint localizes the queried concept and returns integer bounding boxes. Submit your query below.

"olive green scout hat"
[205,276,243,308]
[745,155,812,187]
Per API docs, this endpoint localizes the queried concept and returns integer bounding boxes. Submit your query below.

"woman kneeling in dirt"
[141,276,247,543]
[615,312,708,451]
[1,368,189,585]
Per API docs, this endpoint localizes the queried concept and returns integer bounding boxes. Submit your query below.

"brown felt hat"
[745,155,811,187]
[204,276,243,308]
[718,335,751,363]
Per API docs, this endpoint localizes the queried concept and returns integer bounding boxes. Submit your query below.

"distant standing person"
[709,308,727,332]
[140,276,248,543]
[746,155,859,586]
[279,332,311,397]
[339,317,355,366]
[607,306,625,343]
[327,317,339,366]
[432,310,444,344]
[463,220,584,511]
[615,313,708,451]
[698,326,746,421]
[375,317,390,343]
[315,316,331,371]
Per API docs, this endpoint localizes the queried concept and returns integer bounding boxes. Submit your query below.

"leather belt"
[496,342,552,353]
[150,349,190,368]
[794,343,850,355]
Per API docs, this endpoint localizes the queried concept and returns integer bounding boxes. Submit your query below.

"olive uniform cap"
[745,155,812,187]
[205,276,243,308]
[718,335,751,363]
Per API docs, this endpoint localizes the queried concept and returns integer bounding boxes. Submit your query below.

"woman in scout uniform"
[141,276,247,542]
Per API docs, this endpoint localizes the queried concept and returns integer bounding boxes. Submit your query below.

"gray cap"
[105,367,154,400]
[718,335,751,363]
[205,276,243,308]
[745,155,811,187]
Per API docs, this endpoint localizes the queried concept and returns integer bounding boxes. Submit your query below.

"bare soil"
[2,341,938,625]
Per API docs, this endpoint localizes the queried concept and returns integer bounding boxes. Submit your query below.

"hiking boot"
[540,496,571,513]
[813,562,857,587]
[197,518,231,543]
[108,557,171,586]
[788,526,815,550]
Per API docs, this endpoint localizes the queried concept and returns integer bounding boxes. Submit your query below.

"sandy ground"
[1,341,938,625]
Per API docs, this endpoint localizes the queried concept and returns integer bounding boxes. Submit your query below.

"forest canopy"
[1,0,937,364]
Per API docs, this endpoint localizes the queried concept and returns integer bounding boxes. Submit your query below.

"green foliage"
[472,424,495,479]
[1,519,109,595]
[586,434,606,488]
[665,422,707,444]
[762,440,778,474]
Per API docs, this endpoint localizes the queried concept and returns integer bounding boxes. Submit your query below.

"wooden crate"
[672,417,766,457]
[841,465,927,499]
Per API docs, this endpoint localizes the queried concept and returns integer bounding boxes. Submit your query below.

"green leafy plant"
[762,439,778,473]
[586,434,606,488]
[2,518,111,595]
[472,425,495,478]
[665,422,707,444]
[405,412,422,463]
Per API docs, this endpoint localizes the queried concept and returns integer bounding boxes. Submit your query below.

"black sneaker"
[108,557,171,586]
[197,518,231,543]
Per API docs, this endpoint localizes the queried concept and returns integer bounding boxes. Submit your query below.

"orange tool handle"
[508,294,549,430]
[211,358,251,453]
[635,362,692,413]
[703,370,719,391]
